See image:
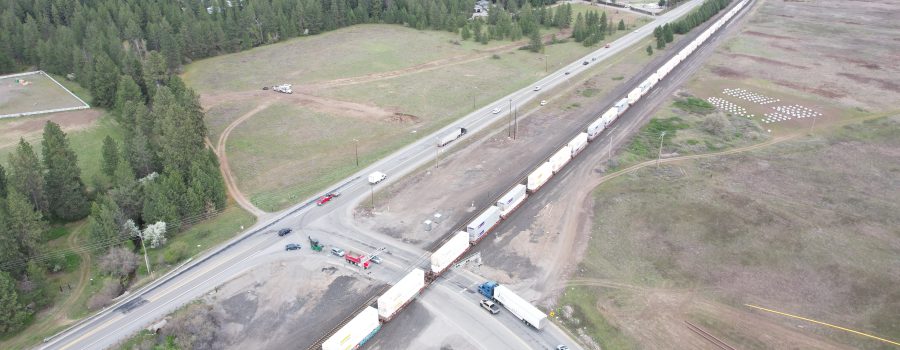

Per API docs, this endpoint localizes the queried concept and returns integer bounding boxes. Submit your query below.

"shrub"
[673,97,715,115]
[164,241,190,265]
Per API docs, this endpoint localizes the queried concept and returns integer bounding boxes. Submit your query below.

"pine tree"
[0,164,7,198]
[657,35,666,49]
[0,271,27,334]
[90,53,119,108]
[5,190,47,257]
[664,24,674,43]
[42,122,89,221]
[461,25,471,40]
[101,136,119,177]
[618,19,626,31]
[647,44,654,55]
[87,199,121,253]
[114,75,143,114]
[528,31,544,53]
[8,139,48,215]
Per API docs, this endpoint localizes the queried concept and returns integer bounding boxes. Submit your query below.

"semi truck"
[438,128,468,147]
[478,281,546,330]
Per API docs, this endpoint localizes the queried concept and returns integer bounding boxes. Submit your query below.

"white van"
[368,171,387,184]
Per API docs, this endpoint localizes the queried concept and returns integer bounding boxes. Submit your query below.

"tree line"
[654,0,731,50]
[0,0,566,76]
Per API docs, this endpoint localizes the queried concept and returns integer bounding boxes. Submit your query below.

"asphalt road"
[37,0,734,348]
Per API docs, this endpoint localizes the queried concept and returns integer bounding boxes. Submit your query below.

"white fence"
[0,70,91,119]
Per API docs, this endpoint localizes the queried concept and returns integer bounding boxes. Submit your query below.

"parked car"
[277,228,292,236]
[285,243,301,251]
[329,191,342,197]
[582,61,589,65]
[317,194,334,206]
[491,107,502,114]
[540,100,548,106]
[370,255,383,264]
[331,247,345,257]
[533,86,541,91]
[480,299,500,314]
[605,43,611,48]
[565,71,571,75]
[556,346,570,350]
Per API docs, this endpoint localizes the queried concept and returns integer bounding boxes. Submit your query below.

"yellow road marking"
[745,304,900,347]
[58,313,125,350]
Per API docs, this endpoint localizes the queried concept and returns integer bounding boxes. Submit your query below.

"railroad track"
[685,320,736,350]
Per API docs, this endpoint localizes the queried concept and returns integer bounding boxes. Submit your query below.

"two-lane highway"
[40,1,711,348]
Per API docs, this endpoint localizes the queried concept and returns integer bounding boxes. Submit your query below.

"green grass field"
[192,20,651,211]
[183,24,514,94]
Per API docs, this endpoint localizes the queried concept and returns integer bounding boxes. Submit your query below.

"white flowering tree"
[143,221,168,248]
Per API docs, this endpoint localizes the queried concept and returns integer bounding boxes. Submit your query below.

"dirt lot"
[133,256,383,350]
[0,72,87,116]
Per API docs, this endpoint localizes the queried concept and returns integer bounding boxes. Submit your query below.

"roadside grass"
[558,285,638,350]
[143,206,256,275]
[574,115,900,348]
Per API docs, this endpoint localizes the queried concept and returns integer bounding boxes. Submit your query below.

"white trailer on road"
[377,268,425,321]
[430,232,469,274]
[466,206,501,243]
[437,128,467,147]
[496,184,527,218]
[480,282,547,330]
[322,306,380,350]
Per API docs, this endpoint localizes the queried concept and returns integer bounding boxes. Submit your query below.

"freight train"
[318,0,750,348]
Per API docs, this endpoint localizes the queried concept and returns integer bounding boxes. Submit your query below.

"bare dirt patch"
[186,257,382,350]
[0,109,101,151]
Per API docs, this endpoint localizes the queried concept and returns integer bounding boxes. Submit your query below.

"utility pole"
[809,114,817,135]
[544,54,548,72]
[370,184,375,211]
[507,98,513,137]
[514,106,519,140]
[656,131,666,168]
[137,229,152,276]
[435,138,440,169]
[353,139,359,167]
[608,126,619,162]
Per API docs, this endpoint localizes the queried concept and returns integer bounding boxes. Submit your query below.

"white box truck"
[478,281,546,330]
